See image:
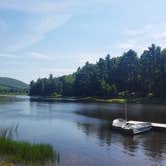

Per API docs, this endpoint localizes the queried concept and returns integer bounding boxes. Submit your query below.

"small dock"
[128,121,166,131]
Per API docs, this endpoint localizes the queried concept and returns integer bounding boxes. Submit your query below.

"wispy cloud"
[1,0,166,82]
[76,52,104,64]
[27,51,104,64]
[0,53,18,58]
[117,41,136,50]
[7,14,72,52]
[0,0,114,14]
[115,23,166,54]
[0,0,75,52]
[0,0,77,13]
[0,0,115,52]
[28,52,51,60]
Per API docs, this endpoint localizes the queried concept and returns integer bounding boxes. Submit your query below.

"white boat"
[123,121,152,134]
[112,103,152,135]
[112,118,152,135]
[112,118,127,129]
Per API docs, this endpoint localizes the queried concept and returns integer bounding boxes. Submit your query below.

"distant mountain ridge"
[0,77,28,90]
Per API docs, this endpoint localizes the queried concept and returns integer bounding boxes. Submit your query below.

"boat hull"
[112,126,152,135]
[112,119,152,135]
[132,126,152,135]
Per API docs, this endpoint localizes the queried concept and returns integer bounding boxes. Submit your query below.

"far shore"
[1,94,166,104]
[29,96,166,105]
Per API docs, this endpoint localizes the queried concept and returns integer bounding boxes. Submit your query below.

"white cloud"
[124,24,154,36]
[76,53,102,64]
[118,41,136,50]
[28,52,51,60]
[151,32,166,40]
[115,23,166,55]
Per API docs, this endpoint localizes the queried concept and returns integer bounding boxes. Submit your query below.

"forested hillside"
[29,44,166,98]
[0,77,28,94]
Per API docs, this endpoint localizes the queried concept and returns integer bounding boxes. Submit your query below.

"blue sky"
[0,0,166,83]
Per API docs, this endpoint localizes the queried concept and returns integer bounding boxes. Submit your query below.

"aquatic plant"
[0,138,58,165]
[0,125,18,139]
[0,127,59,166]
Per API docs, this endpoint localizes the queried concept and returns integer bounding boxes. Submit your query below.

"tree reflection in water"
[77,121,166,164]
[77,122,112,146]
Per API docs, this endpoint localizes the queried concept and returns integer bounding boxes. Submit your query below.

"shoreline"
[1,95,166,105]
[29,96,166,105]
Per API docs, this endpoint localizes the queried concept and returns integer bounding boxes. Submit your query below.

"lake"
[0,96,166,166]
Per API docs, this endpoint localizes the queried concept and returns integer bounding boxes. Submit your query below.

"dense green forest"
[29,44,166,98]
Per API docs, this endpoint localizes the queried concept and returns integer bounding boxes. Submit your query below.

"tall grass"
[95,98,126,104]
[0,125,18,139]
[0,127,59,166]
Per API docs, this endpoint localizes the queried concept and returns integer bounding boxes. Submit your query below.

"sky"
[0,0,166,83]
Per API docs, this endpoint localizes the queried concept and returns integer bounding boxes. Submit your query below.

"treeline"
[0,88,28,95]
[29,44,166,98]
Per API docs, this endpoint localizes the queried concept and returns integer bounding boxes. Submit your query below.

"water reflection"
[141,132,166,159]
[77,122,112,146]
[77,121,140,152]
[0,96,166,166]
[77,120,166,164]
[76,103,166,123]
[0,124,18,139]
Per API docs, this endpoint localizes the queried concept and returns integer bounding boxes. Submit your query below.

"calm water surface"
[0,96,166,166]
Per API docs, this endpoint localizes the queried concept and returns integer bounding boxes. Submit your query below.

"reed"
[0,127,59,166]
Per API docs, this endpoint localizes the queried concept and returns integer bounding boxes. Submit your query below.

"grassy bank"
[0,95,8,101]
[0,127,59,166]
[30,96,166,104]
[30,96,127,104]
[127,97,166,104]
[78,97,166,104]
[1,94,165,104]
[95,98,126,104]
[0,92,27,96]
[0,138,59,166]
